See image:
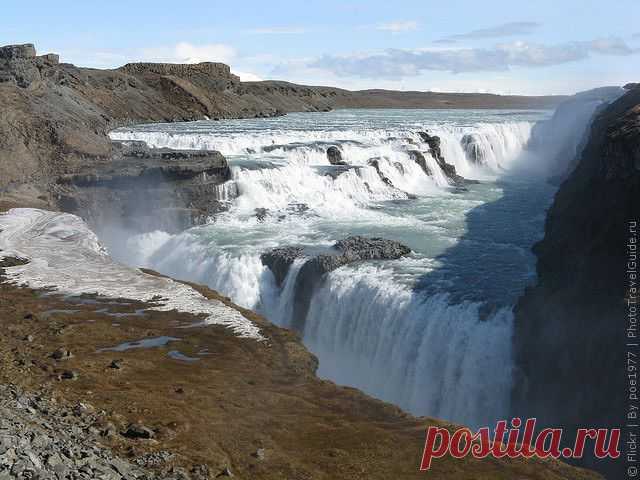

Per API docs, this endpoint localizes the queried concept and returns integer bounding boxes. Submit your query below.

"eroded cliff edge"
[512,84,640,478]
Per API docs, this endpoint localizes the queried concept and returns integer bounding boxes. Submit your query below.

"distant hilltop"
[0,42,567,109]
[118,61,240,84]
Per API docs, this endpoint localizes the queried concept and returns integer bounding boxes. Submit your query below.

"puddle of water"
[98,336,180,352]
[63,296,132,306]
[95,308,146,317]
[40,309,79,319]
[167,350,200,363]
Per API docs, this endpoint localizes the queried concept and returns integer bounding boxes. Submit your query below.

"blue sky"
[2,0,639,95]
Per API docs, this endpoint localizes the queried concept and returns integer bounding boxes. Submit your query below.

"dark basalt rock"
[417,131,467,186]
[460,133,487,164]
[326,146,347,165]
[262,237,411,331]
[261,247,305,286]
[367,158,394,187]
[512,86,640,479]
[407,150,431,176]
[417,131,443,161]
[0,256,29,269]
[254,207,269,223]
[54,141,233,233]
[334,236,411,260]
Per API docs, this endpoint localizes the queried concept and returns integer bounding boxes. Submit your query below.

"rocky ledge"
[53,141,233,232]
[262,236,411,330]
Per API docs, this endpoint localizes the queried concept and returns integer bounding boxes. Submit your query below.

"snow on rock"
[0,208,263,340]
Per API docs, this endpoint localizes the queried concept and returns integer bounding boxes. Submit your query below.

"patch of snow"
[0,208,263,340]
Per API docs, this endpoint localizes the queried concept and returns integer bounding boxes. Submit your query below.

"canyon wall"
[512,83,640,478]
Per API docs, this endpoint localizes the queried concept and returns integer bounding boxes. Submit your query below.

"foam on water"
[299,265,514,427]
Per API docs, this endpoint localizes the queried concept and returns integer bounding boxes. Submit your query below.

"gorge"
[1,42,637,479]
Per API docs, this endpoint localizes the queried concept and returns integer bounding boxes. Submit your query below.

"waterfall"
[297,265,514,428]
[106,109,552,429]
[110,118,535,184]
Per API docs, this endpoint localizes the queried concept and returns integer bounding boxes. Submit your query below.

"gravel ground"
[0,385,207,480]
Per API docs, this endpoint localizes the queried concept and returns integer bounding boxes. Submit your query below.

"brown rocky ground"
[0,256,601,479]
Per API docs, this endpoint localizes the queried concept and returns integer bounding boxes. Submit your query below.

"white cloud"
[232,70,263,82]
[435,22,540,43]
[311,37,638,78]
[245,26,307,34]
[376,21,418,33]
[141,42,237,64]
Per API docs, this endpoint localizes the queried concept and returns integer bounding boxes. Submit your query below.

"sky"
[2,0,639,95]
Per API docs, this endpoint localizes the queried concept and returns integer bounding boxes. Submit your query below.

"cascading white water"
[107,108,561,427]
[110,112,534,182]
[296,265,514,428]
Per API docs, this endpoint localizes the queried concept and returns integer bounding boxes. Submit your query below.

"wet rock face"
[407,150,431,176]
[417,131,443,161]
[512,86,640,479]
[461,133,485,164]
[55,140,233,233]
[367,158,394,186]
[260,247,305,287]
[261,237,411,331]
[326,146,347,165]
[416,131,467,185]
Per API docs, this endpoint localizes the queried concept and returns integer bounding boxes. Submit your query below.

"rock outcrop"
[326,146,347,165]
[0,43,36,60]
[367,158,394,186]
[512,83,640,479]
[260,246,305,287]
[460,133,485,164]
[261,237,411,331]
[407,150,432,176]
[54,141,233,232]
[417,131,466,184]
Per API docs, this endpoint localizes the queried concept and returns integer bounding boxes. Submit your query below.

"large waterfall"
[108,108,553,428]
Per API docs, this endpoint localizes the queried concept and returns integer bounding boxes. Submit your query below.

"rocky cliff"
[55,141,233,232]
[512,83,640,478]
